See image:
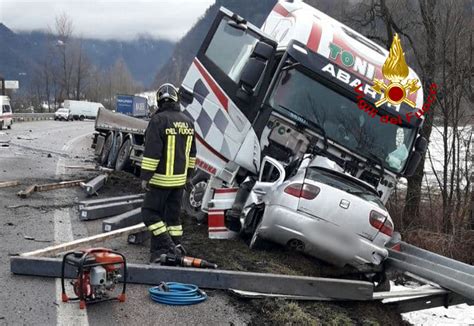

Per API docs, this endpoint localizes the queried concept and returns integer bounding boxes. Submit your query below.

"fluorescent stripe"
[167,225,183,231]
[185,136,192,170]
[170,135,175,175]
[166,135,175,176]
[148,221,165,231]
[168,230,183,236]
[152,226,168,236]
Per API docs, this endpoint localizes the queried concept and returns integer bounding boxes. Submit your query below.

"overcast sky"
[0,0,216,41]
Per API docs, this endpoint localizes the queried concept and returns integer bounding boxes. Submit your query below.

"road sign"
[4,80,19,89]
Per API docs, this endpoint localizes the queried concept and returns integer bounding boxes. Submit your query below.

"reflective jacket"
[140,102,196,188]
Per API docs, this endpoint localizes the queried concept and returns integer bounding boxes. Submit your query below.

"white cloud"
[0,0,215,41]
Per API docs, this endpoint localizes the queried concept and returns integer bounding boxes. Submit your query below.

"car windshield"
[306,167,385,209]
[267,68,417,172]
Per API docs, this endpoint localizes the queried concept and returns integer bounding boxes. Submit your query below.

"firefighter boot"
[150,233,176,263]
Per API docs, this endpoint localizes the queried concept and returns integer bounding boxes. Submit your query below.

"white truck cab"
[180,0,427,217]
[0,95,13,130]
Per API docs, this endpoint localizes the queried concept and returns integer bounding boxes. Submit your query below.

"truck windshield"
[267,68,417,173]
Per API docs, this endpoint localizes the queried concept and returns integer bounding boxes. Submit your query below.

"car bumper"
[258,205,388,268]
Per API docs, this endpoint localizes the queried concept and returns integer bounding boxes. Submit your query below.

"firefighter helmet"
[157,83,179,105]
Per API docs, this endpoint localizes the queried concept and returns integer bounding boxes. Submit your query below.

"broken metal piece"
[103,208,142,232]
[78,194,144,209]
[10,255,374,301]
[17,185,37,198]
[79,199,143,221]
[81,174,108,196]
[0,180,20,188]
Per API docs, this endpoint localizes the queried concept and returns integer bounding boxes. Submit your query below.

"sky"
[0,0,216,41]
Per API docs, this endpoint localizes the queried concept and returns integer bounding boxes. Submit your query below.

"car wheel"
[7,123,11,129]
[115,138,132,171]
[249,217,270,250]
[79,115,85,121]
[182,171,209,223]
[54,117,58,121]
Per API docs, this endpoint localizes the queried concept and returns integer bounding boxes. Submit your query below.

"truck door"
[180,8,277,177]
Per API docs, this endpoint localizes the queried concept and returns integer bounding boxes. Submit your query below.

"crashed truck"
[92,1,427,280]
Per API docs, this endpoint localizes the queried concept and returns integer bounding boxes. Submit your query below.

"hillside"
[0,23,174,87]
[153,0,277,87]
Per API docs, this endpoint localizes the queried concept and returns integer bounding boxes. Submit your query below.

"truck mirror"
[238,58,265,95]
[237,41,275,101]
[414,136,428,153]
[404,151,422,177]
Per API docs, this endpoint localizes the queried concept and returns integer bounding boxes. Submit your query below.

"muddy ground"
[92,171,406,325]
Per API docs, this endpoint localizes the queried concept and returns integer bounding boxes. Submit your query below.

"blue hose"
[149,282,208,305]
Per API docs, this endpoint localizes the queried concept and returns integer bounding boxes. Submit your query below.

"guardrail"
[12,113,55,122]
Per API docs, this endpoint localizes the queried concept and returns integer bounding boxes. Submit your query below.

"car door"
[180,8,277,176]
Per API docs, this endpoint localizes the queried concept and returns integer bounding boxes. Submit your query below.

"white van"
[63,100,105,120]
[0,95,13,129]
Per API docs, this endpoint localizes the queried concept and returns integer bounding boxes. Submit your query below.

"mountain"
[0,23,174,88]
[153,0,277,87]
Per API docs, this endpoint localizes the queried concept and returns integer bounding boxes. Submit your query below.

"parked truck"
[116,95,148,118]
[92,1,427,280]
[63,100,105,120]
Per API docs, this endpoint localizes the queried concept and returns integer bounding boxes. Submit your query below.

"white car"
[238,155,394,272]
[54,108,73,121]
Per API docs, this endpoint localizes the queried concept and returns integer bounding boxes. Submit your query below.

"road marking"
[54,131,92,326]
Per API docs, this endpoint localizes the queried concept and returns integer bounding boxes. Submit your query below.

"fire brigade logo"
[373,34,420,107]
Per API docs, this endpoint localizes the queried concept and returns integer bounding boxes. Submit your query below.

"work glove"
[141,180,150,192]
[184,178,193,192]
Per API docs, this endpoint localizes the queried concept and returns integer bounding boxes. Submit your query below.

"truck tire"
[100,132,114,165]
[115,138,132,171]
[7,123,11,129]
[107,133,123,168]
[79,115,85,121]
[182,171,209,223]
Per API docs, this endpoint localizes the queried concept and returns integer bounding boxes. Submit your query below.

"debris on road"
[64,165,98,171]
[23,235,52,243]
[103,207,142,232]
[78,195,143,220]
[0,180,20,188]
[17,180,86,198]
[80,173,108,196]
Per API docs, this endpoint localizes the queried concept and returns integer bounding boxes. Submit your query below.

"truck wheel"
[100,133,114,165]
[182,171,209,223]
[115,138,132,171]
[79,115,85,121]
[107,133,123,168]
[7,123,11,129]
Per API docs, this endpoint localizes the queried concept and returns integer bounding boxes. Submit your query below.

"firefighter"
[140,83,196,263]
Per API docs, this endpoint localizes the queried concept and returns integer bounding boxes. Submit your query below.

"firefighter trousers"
[142,187,184,254]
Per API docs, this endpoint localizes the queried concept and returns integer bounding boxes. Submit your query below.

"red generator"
[61,248,127,309]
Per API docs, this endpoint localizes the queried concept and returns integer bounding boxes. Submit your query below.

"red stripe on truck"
[195,133,229,163]
[194,59,229,111]
[273,3,291,17]
[307,22,322,52]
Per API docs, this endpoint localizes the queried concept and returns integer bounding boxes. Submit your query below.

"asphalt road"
[0,120,249,326]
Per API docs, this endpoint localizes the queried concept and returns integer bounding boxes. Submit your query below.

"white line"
[55,131,91,326]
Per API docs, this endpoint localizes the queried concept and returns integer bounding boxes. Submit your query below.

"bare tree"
[54,13,74,100]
